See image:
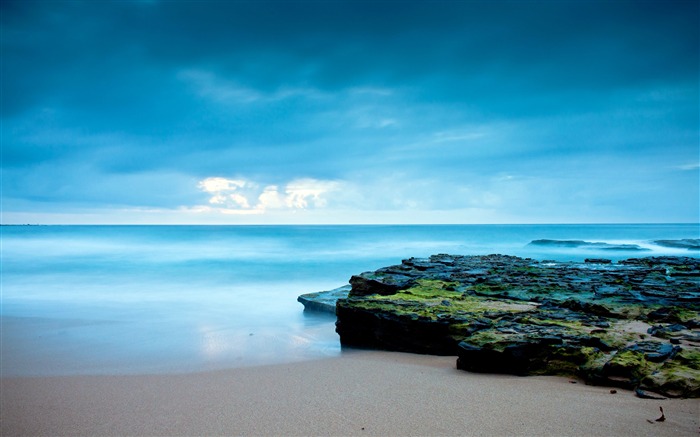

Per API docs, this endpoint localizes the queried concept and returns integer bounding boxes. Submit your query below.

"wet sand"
[2,350,698,436]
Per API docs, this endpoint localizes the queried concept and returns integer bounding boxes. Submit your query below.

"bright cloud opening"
[198,177,248,193]
[285,178,340,208]
[197,176,341,214]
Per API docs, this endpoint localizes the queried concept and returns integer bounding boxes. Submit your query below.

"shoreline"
[2,350,698,436]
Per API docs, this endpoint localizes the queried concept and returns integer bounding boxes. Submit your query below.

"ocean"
[2,224,698,376]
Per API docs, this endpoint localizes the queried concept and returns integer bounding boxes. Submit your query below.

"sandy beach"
[2,350,698,436]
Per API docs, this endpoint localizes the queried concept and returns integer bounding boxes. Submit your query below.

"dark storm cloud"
[4,0,697,114]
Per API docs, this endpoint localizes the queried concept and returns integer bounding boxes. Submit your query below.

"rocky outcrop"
[298,285,351,313]
[323,254,700,398]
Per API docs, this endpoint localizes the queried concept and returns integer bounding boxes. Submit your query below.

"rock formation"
[299,254,700,398]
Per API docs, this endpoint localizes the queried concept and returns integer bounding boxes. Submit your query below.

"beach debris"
[645,406,668,424]
[309,254,700,398]
[655,406,666,422]
[610,389,617,394]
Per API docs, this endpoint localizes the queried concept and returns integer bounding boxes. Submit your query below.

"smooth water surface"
[2,224,698,376]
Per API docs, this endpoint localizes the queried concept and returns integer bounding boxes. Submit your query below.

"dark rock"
[585,258,612,264]
[456,340,552,375]
[297,285,351,314]
[335,299,456,355]
[625,342,679,363]
[349,273,415,296]
[322,254,700,397]
[618,257,700,277]
[577,335,615,352]
[560,299,616,318]
[647,324,687,338]
[646,307,695,325]
[639,349,700,397]
[600,348,656,388]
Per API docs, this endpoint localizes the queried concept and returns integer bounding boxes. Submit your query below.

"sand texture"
[2,351,698,436]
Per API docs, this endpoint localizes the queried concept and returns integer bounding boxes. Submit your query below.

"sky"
[1,0,698,224]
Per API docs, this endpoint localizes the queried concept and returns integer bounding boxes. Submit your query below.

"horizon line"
[2,222,699,227]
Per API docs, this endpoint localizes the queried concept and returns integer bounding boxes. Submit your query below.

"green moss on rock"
[640,350,700,397]
[330,254,700,397]
[604,350,655,381]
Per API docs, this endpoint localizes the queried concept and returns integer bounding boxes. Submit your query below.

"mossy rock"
[603,350,655,382]
[540,346,604,376]
[327,254,700,397]
[640,349,700,398]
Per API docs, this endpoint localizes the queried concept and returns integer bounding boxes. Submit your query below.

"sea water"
[2,224,698,376]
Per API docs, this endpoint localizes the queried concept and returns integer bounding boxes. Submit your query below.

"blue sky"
[2,0,698,224]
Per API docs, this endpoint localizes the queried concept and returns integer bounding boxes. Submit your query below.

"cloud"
[284,178,340,208]
[678,163,700,171]
[197,176,342,214]
[1,1,697,224]
[4,1,696,118]
[178,70,263,104]
[257,186,286,209]
[198,177,248,194]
